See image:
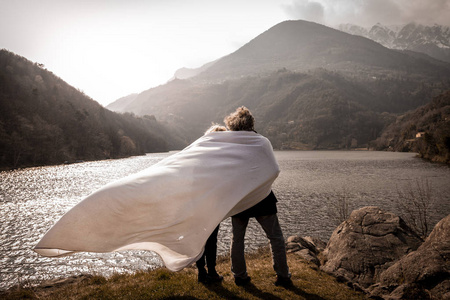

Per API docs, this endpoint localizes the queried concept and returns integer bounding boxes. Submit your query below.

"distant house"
[416,132,426,138]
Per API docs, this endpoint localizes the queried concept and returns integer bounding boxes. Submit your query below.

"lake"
[1,150,449,291]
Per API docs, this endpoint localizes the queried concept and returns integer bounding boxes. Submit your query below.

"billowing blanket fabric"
[34,131,280,271]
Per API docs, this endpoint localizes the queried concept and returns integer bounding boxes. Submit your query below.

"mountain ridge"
[338,22,450,63]
[0,49,185,170]
[107,20,450,149]
[195,20,442,82]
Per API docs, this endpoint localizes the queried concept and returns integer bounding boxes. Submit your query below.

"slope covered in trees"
[373,91,450,163]
[108,20,450,150]
[0,50,185,170]
[108,67,449,150]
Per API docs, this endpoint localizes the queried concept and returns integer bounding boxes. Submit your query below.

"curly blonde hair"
[205,124,227,134]
[224,106,255,131]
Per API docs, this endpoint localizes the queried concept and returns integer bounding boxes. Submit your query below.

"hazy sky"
[1,0,449,106]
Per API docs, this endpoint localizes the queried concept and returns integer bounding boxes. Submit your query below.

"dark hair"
[224,106,255,131]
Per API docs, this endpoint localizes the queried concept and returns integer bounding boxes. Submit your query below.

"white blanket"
[34,131,280,271]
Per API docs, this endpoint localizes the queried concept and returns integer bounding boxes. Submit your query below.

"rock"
[387,283,433,300]
[303,236,327,253]
[294,249,321,266]
[40,274,92,289]
[286,236,321,254]
[286,241,302,253]
[286,235,326,266]
[320,206,423,289]
[371,214,450,299]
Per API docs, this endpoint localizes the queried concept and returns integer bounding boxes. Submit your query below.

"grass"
[1,247,368,299]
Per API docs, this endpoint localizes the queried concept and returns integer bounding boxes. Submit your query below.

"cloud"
[283,0,325,24]
[282,0,450,27]
[397,0,450,26]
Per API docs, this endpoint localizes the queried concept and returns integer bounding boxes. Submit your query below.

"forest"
[0,50,186,170]
[2,45,450,170]
[372,91,450,163]
[113,67,450,153]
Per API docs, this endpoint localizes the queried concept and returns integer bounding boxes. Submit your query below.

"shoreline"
[1,247,366,300]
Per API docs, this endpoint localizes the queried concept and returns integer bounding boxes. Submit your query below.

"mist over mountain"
[0,49,185,170]
[108,20,450,150]
[171,60,218,80]
[338,22,450,63]
[106,93,138,113]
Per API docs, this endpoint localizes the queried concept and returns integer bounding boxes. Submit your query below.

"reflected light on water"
[0,153,172,290]
[1,150,449,291]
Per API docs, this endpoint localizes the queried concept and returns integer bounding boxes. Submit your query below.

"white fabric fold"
[34,131,280,271]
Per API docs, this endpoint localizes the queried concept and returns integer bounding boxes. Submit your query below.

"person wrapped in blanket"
[224,107,292,288]
[196,124,227,284]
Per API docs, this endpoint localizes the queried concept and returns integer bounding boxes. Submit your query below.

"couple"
[196,107,292,287]
[34,106,291,288]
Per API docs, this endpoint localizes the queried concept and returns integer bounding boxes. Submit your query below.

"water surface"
[1,150,449,290]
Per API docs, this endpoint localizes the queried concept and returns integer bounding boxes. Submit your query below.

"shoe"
[234,276,251,286]
[206,273,224,283]
[274,275,293,288]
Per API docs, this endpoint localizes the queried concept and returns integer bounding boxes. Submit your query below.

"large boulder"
[369,214,450,299]
[321,206,423,289]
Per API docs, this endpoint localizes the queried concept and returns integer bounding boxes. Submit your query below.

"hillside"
[373,91,450,163]
[108,20,450,149]
[0,50,185,170]
[196,20,450,82]
[105,93,138,113]
[171,59,218,80]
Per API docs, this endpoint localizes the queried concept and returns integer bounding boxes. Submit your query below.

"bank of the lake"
[1,248,367,300]
[1,150,449,291]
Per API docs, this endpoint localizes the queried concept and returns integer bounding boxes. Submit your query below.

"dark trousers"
[231,214,290,278]
[196,225,220,273]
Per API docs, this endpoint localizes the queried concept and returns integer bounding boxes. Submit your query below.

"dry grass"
[2,248,368,299]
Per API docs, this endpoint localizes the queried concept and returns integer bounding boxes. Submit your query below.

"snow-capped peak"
[337,22,450,62]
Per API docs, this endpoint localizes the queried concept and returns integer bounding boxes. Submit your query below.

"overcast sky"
[1,0,449,106]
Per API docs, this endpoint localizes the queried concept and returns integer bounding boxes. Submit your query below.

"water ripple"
[1,151,449,291]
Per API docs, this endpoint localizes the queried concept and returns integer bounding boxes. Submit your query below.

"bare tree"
[395,178,435,238]
[327,187,353,225]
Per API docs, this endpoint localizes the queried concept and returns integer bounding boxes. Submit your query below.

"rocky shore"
[287,206,450,299]
[2,206,448,299]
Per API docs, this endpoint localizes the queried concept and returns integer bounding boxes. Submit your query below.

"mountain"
[195,20,450,82]
[372,91,450,164]
[0,49,185,170]
[170,59,218,80]
[338,22,450,63]
[106,93,138,113]
[108,20,450,149]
